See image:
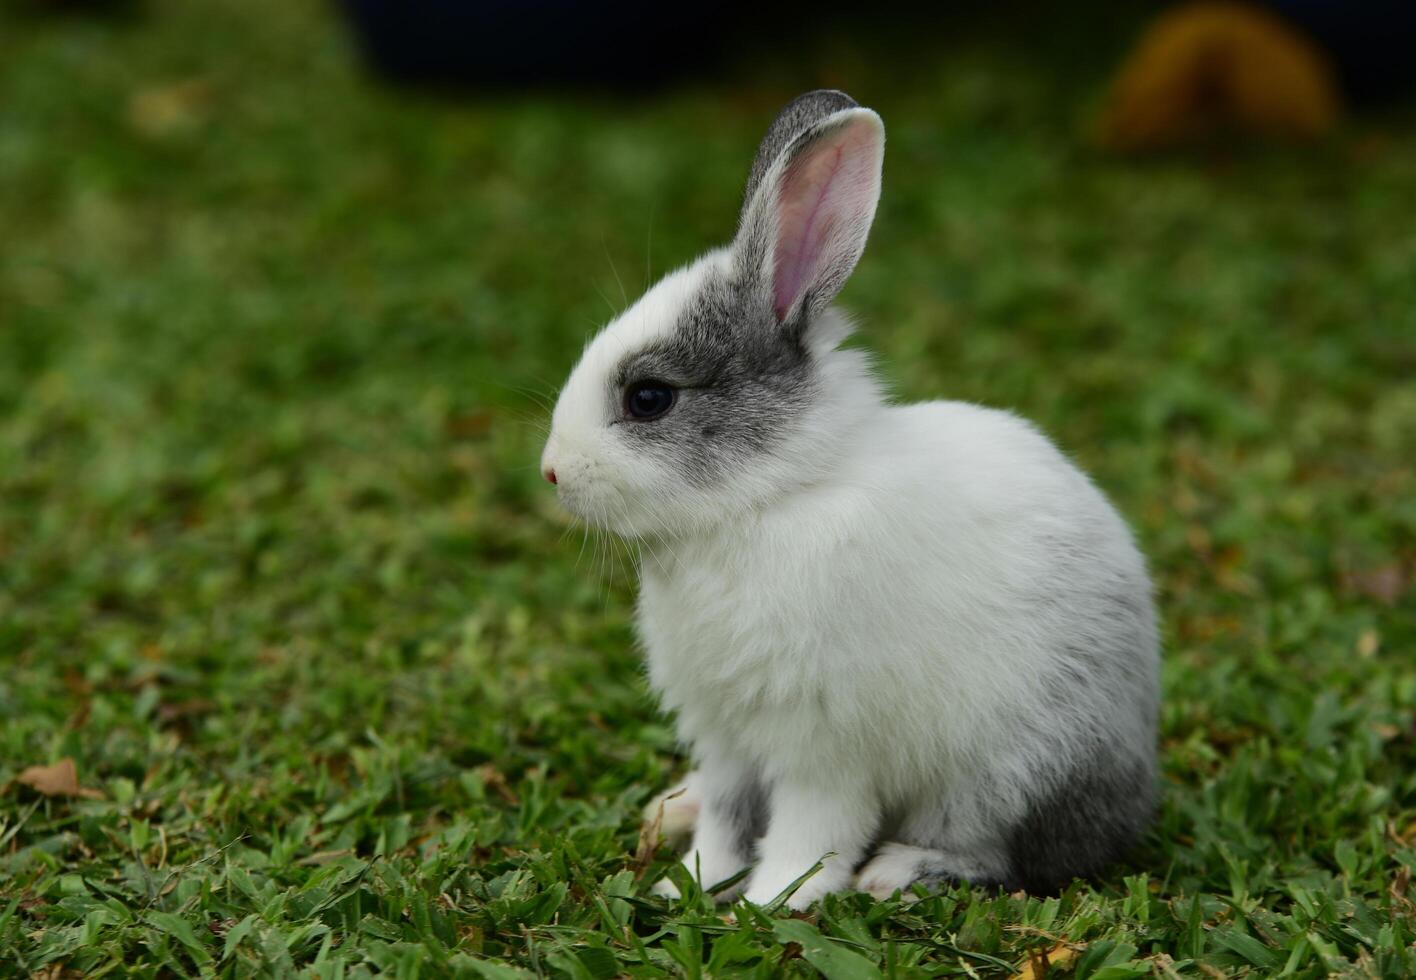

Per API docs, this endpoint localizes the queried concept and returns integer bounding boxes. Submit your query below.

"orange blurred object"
[1098,1,1342,151]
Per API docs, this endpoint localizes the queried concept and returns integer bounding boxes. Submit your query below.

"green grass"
[2,1,1414,976]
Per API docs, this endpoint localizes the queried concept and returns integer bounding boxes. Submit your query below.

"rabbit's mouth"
[554,476,693,542]
[547,466,636,535]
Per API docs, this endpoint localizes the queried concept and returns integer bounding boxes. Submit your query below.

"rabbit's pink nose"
[543,467,558,485]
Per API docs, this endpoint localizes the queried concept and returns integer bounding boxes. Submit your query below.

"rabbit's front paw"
[653,844,750,903]
[743,859,852,910]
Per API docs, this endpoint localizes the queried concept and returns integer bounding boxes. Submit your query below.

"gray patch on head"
[603,92,873,492]
[612,265,817,486]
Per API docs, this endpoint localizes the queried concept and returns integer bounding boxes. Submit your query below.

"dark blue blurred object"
[1270,0,1416,98]
[340,0,732,87]
[339,0,1416,98]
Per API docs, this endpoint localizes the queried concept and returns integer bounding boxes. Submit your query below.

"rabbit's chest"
[636,547,844,729]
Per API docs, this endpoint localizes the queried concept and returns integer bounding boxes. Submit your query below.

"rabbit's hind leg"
[855,795,1009,900]
[854,841,1004,900]
[643,772,703,847]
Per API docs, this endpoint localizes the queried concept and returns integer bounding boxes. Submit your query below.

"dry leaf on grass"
[15,758,105,800]
[444,410,495,440]
[1012,943,1079,980]
[127,78,213,138]
[1356,629,1381,658]
[1343,564,1410,606]
[296,848,354,867]
[474,763,520,806]
[632,784,699,878]
[1389,865,1411,914]
[632,789,674,876]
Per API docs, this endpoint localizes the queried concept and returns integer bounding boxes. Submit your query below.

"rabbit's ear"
[735,91,884,330]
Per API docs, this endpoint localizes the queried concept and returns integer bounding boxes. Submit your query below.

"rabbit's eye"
[624,382,676,421]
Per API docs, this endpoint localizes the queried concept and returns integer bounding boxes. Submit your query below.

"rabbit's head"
[542,91,885,536]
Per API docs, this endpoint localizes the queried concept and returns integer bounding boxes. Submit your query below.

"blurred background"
[1,0,1414,972]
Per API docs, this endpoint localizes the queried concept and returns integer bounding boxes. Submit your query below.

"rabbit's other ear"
[735,91,884,331]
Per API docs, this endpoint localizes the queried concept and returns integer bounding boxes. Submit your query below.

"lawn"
[1,1,1414,976]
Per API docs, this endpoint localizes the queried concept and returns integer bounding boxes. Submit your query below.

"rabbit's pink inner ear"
[771,115,882,322]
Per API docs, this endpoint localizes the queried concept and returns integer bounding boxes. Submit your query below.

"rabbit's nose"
[543,467,558,485]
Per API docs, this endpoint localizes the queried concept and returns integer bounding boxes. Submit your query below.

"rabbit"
[540,90,1160,909]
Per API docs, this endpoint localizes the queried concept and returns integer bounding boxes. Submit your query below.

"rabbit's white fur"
[543,91,1159,908]
[636,385,1155,906]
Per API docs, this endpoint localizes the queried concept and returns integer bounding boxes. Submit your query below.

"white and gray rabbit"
[540,91,1160,908]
